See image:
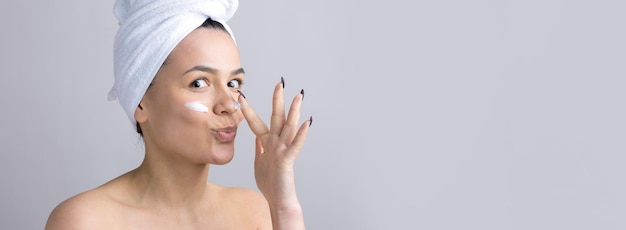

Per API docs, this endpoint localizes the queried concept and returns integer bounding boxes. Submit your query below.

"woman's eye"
[227,79,242,89]
[190,79,208,88]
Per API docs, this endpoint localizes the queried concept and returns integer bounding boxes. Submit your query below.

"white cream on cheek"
[184,101,209,113]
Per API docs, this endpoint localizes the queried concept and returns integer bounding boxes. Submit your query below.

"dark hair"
[135,18,230,137]
[199,17,229,34]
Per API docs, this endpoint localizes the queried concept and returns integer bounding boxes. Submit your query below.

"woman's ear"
[134,101,148,123]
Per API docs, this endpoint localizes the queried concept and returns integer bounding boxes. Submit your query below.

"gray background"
[1,0,625,229]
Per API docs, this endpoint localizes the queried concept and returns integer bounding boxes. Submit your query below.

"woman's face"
[136,28,244,165]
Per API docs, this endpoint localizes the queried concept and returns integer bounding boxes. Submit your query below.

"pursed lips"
[212,126,237,143]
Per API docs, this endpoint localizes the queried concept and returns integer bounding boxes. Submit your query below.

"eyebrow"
[183,65,245,76]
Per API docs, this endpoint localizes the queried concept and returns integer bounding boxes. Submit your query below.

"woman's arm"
[238,79,311,230]
[268,199,305,230]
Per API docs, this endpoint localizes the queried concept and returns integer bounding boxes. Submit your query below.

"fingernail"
[300,89,304,101]
[309,116,313,127]
[237,90,246,99]
[281,76,285,88]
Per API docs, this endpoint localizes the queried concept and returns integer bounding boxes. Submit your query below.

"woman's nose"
[212,88,240,115]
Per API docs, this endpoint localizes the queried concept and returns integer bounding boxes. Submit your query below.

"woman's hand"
[238,78,311,229]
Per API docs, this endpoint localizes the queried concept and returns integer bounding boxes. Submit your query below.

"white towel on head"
[109,0,239,125]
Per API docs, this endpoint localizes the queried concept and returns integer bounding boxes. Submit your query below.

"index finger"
[238,90,269,136]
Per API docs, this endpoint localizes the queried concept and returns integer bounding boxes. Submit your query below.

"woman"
[46,0,310,229]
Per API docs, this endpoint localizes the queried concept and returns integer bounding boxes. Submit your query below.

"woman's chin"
[209,147,235,165]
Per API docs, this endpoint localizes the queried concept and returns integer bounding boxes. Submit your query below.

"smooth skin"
[46,27,309,229]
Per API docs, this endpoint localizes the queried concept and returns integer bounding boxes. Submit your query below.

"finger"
[269,80,285,135]
[286,118,312,159]
[255,136,264,157]
[238,91,269,136]
[280,90,303,143]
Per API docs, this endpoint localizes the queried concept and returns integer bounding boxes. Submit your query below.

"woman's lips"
[213,127,237,143]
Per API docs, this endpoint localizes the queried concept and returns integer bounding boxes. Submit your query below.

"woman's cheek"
[185,101,210,113]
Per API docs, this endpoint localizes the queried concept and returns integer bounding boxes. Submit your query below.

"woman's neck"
[128,147,212,210]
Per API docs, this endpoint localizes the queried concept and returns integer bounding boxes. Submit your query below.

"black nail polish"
[300,89,304,100]
[237,90,246,99]
[281,76,285,88]
[309,116,313,127]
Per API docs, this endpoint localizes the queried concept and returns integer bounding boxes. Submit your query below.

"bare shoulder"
[45,188,116,230]
[223,186,267,207]
[210,183,272,228]
[45,174,130,230]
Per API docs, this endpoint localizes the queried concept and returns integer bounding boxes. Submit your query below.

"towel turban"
[108,0,239,125]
